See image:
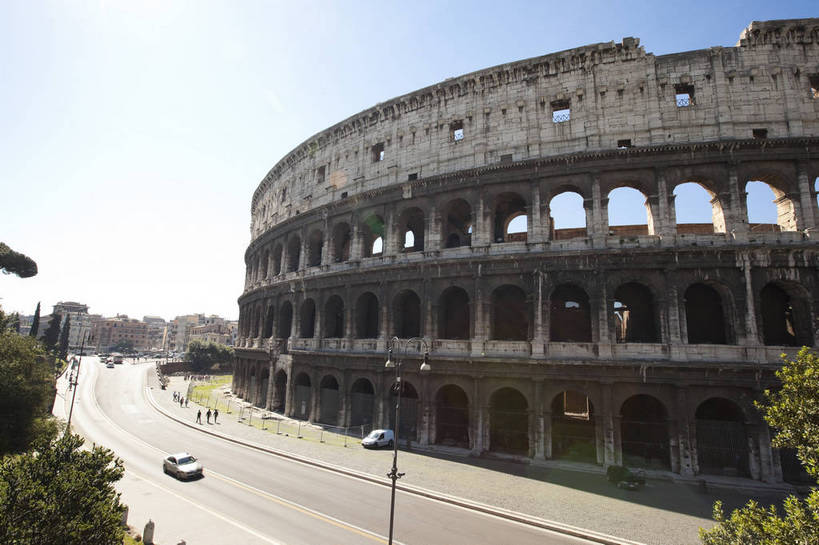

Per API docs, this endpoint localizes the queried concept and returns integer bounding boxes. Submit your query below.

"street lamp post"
[384,336,431,545]
[65,332,88,434]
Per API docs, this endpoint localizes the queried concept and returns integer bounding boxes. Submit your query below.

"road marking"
[79,364,397,545]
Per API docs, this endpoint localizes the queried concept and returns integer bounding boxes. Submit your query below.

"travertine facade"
[235,19,819,483]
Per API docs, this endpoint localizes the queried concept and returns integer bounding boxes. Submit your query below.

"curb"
[145,384,645,545]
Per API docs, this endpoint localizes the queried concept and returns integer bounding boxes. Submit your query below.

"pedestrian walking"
[185,397,189,407]
[179,396,184,407]
[206,409,212,424]
[196,410,202,424]
[213,409,219,423]
[173,391,178,402]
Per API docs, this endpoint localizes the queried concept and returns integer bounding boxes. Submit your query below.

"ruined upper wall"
[249,18,819,239]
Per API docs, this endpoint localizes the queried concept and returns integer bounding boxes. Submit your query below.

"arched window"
[549,191,586,240]
[299,299,316,338]
[307,229,323,267]
[613,283,658,343]
[685,283,728,344]
[438,287,470,339]
[489,388,528,455]
[263,305,275,338]
[362,215,385,257]
[550,284,592,342]
[286,236,301,272]
[494,192,527,242]
[323,296,345,338]
[355,292,379,339]
[435,385,469,448]
[695,398,750,477]
[272,243,283,274]
[607,186,653,236]
[349,378,375,427]
[674,182,723,234]
[620,394,670,469]
[442,199,472,248]
[393,290,421,337]
[761,282,812,346]
[397,207,424,252]
[332,223,351,263]
[277,301,293,338]
[491,285,529,341]
[745,178,797,232]
[551,391,596,463]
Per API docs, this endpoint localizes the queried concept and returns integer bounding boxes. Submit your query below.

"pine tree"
[58,315,71,360]
[29,302,40,338]
[42,313,61,354]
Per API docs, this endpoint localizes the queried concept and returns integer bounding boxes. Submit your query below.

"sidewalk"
[153,372,791,545]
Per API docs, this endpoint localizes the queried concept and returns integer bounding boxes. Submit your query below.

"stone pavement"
[152,372,792,545]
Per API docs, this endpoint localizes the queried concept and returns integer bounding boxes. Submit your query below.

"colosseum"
[234,18,819,484]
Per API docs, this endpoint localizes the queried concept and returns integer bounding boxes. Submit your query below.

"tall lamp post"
[384,336,431,545]
[65,332,89,434]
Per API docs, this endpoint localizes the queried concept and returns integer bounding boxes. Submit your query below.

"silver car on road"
[163,452,203,480]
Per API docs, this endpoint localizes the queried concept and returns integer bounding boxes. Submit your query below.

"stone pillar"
[724,164,749,239]
[339,371,349,427]
[543,407,553,459]
[473,192,490,247]
[426,203,441,252]
[377,372,389,430]
[383,207,395,257]
[531,269,545,357]
[349,219,362,261]
[589,174,607,248]
[534,380,545,459]
[757,424,781,483]
[529,184,546,243]
[284,367,295,417]
[471,377,484,454]
[423,280,434,340]
[418,373,431,446]
[797,162,817,231]
[655,170,674,240]
[674,386,695,476]
[321,214,331,266]
[595,282,612,359]
[740,251,760,346]
[298,231,307,271]
[265,355,276,410]
[309,369,320,423]
[471,284,487,357]
[601,383,618,467]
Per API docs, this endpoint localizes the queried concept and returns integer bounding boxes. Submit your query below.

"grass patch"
[123,531,141,544]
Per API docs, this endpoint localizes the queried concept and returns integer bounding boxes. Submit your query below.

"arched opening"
[286,236,301,272]
[258,368,269,408]
[685,283,728,344]
[323,295,345,338]
[318,375,340,425]
[746,179,796,232]
[277,301,292,339]
[761,282,812,346]
[620,394,670,469]
[442,199,472,248]
[491,285,529,341]
[613,282,658,343]
[607,186,653,236]
[494,192,527,242]
[362,215,385,257]
[393,290,421,337]
[272,244,283,275]
[435,385,469,448]
[489,388,529,455]
[299,299,316,338]
[695,398,750,478]
[293,372,311,420]
[398,207,425,252]
[389,381,419,441]
[332,222,351,263]
[550,284,592,342]
[551,391,596,463]
[263,305,275,338]
[549,191,587,240]
[349,378,375,429]
[438,287,470,339]
[355,292,379,339]
[261,250,269,279]
[673,182,722,234]
[307,229,323,267]
[273,370,287,413]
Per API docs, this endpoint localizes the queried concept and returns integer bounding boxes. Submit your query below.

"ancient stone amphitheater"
[234,18,819,483]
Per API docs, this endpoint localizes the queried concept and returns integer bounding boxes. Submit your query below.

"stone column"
[418,373,431,446]
[740,251,760,346]
[533,380,545,459]
[531,269,545,357]
[595,281,612,359]
[298,231,307,271]
[471,377,486,454]
[309,369,320,423]
[796,162,816,231]
[426,202,441,252]
[529,184,546,243]
[471,283,487,357]
[601,382,617,467]
[654,170,674,240]
[473,192,490,247]
[265,353,276,410]
[724,164,749,239]
[674,385,695,476]
[383,207,395,257]
[349,218,362,261]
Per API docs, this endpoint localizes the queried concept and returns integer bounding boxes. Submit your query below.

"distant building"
[53,301,94,350]
[93,315,149,352]
[143,315,167,351]
[188,318,236,347]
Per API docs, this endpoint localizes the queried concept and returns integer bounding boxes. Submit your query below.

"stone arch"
[434,384,470,448]
[361,214,385,258]
[277,301,293,338]
[494,192,528,242]
[299,299,316,338]
[442,198,472,248]
[549,190,587,240]
[551,391,597,463]
[261,249,269,279]
[273,369,287,413]
[307,229,323,267]
[684,283,730,345]
[293,372,312,420]
[550,284,592,342]
[489,387,529,455]
[620,394,670,469]
[393,289,421,337]
[491,284,529,341]
[318,374,340,425]
[613,282,658,343]
[349,377,376,428]
[397,207,425,252]
[332,222,351,263]
[355,291,380,339]
[263,304,275,338]
[607,185,654,236]
[760,281,813,347]
[695,397,751,478]
[388,380,419,440]
[438,286,470,339]
[673,180,724,234]
[743,172,799,232]
[286,235,301,272]
[272,243,283,274]
[323,295,345,338]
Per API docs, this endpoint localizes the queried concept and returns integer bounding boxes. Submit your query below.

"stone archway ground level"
[232,352,789,484]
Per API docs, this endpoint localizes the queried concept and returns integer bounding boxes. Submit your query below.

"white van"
[361,429,394,449]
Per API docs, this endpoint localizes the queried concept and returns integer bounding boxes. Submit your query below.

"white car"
[163,452,203,480]
[105,362,114,369]
[362,429,394,449]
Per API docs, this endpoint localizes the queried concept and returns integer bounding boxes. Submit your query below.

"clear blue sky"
[1,1,815,320]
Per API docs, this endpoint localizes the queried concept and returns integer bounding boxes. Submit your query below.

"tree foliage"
[110,339,134,353]
[0,242,37,278]
[0,433,126,545]
[58,315,71,361]
[0,329,58,454]
[186,340,234,372]
[29,302,40,338]
[42,313,61,355]
[700,348,819,544]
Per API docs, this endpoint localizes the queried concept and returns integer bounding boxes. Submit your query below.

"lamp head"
[419,352,431,373]
[385,347,395,368]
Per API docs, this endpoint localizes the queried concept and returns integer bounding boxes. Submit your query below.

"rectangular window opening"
[674,83,695,107]
[810,75,819,99]
[371,142,385,163]
[752,128,768,139]
[316,165,325,184]
[407,172,418,181]
[340,191,348,199]
[500,154,513,164]
[451,120,464,142]
[551,99,571,123]
[617,139,632,149]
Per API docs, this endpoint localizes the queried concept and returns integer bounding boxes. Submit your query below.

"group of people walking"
[195,407,218,424]
[172,391,188,407]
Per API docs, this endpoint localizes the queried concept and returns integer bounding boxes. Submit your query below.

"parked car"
[362,429,394,449]
[106,362,115,369]
[163,452,203,480]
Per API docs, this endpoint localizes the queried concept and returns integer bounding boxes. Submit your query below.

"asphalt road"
[63,357,600,545]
